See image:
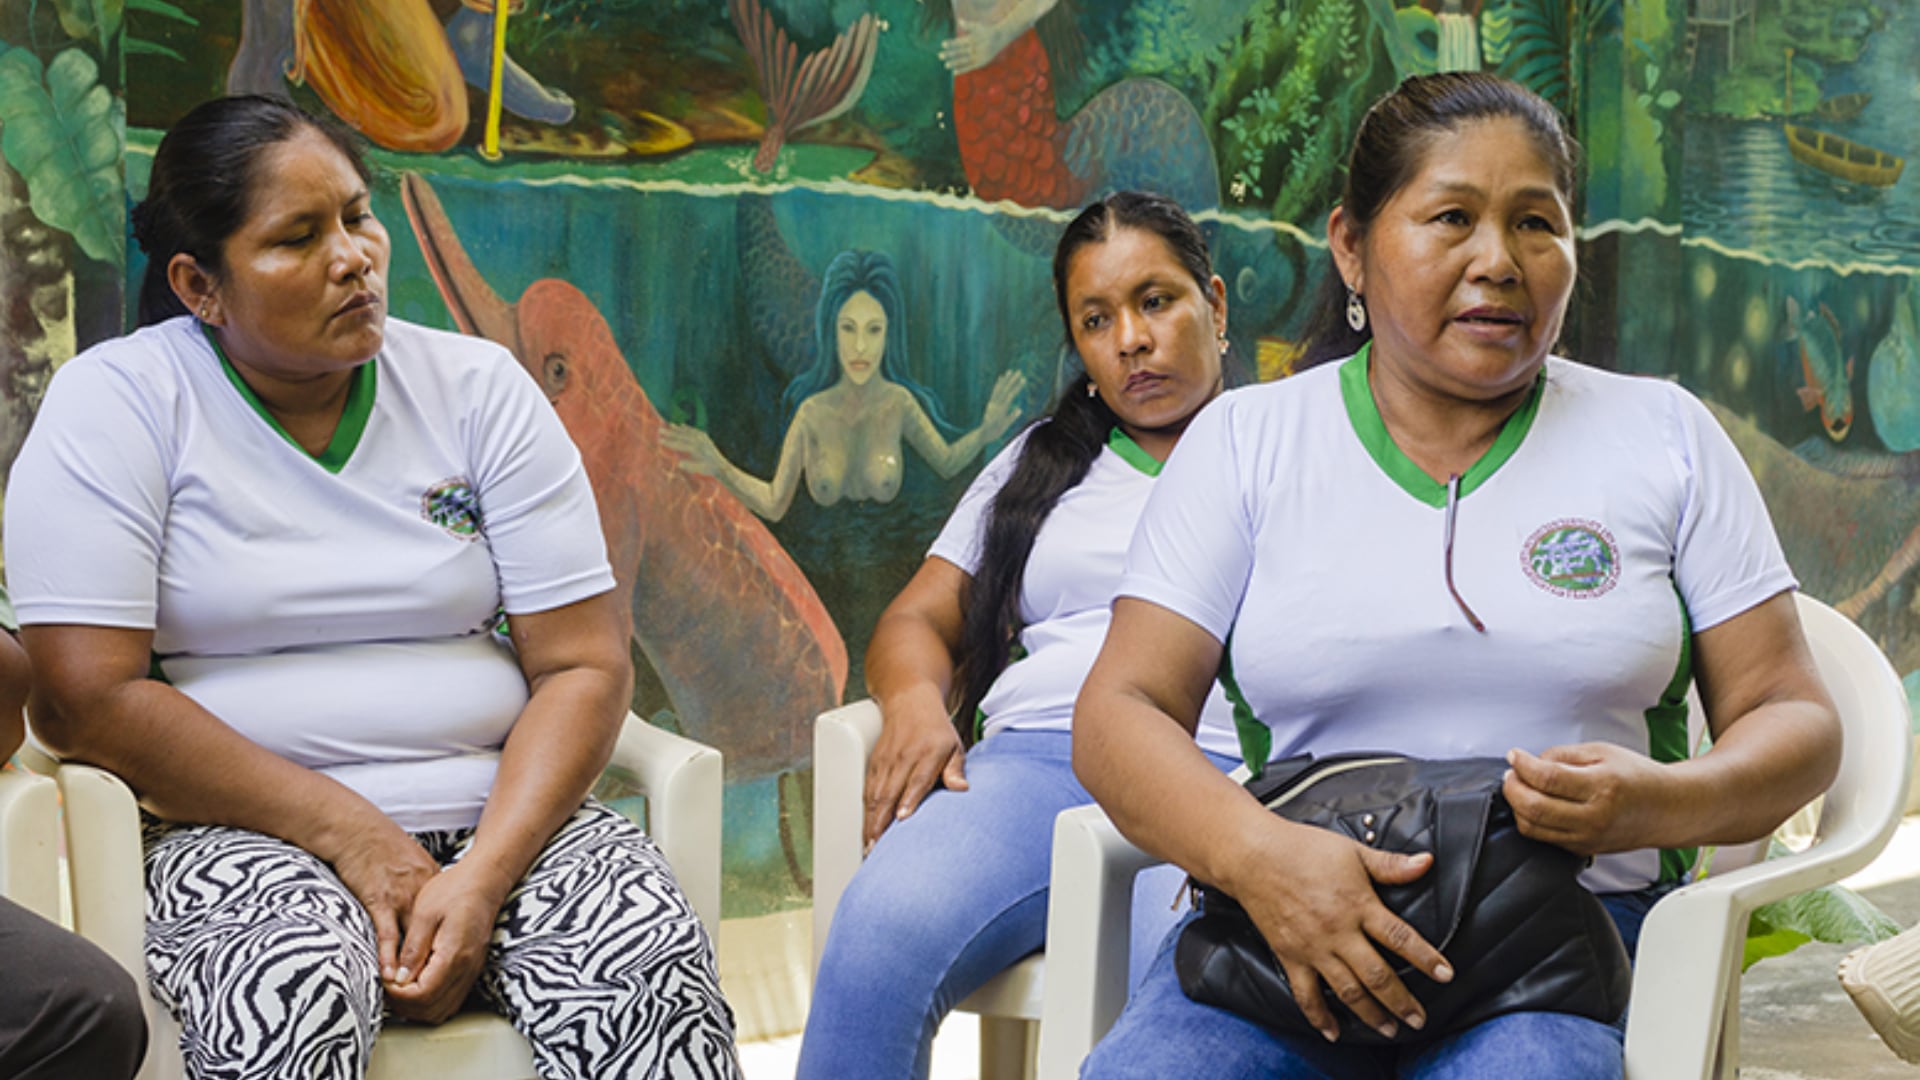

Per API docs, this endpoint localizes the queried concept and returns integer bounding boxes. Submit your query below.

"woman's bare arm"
[1506,589,1842,854]
[904,371,1027,478]
[0,630,29,760]
[862,556,973,846]
[662,405,811,521]
[387,588,632,1021]
[1074,598,1450,1042]
[23,622,441,980]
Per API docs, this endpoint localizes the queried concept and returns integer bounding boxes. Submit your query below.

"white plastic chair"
[814,700,1047,1080]
[1036,592,1912,1080]
[21,712,723,1080]
[0,761,60,922]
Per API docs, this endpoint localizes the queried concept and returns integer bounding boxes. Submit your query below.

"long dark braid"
[950,191,1216,742]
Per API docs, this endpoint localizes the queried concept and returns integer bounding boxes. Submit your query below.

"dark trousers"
[0,895,147,1080]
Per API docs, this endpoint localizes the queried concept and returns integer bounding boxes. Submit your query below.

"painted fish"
[402,173,848,782]
[1787,295,1854,441]
[1869,281,1920,453]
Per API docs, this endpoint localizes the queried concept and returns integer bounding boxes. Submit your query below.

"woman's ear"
[1207,273,1228,341]
[1327,206,1364,295]
[167,254,218,324]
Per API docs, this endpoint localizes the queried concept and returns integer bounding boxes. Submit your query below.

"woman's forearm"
[718,455,793,521]
[1074,675,1274,889]
[1651,697,1840,849]
[866,608,959,718]
[29,667,402,863]
[461,593,632,898]
[459,663,628,897]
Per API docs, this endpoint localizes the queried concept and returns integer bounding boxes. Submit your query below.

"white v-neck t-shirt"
[5,316,616,831]
[931,424,1242,758]
[1121,352,1795,891]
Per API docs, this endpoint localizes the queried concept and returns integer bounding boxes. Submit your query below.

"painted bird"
[403,173,848,782]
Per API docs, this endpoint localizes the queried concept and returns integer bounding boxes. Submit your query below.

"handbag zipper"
[1261,756,1406,812]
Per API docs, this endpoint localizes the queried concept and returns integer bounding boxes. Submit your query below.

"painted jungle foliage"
[3,0,1918,1031]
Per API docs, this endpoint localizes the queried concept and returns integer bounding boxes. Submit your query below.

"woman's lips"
[335,292,380,318]
[1454,305,1522,325]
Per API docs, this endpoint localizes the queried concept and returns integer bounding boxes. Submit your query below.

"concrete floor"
[1736,818,1920,1078]
[742,819,1920,1079]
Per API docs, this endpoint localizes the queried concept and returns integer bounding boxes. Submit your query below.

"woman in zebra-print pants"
[7,95,739,1079]
[143,803,735,1079]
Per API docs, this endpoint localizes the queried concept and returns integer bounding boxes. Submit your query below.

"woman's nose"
[1468,226,1521,283]
[332,232,373,279]
[1115,308,1151,356]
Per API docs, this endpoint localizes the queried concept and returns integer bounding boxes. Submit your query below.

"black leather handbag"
[1174,753,1632,1044]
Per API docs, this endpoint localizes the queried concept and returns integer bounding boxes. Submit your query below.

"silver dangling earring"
[1217,334,1229,356]
[1086,381,1098,399]
[1346,287,1367,333]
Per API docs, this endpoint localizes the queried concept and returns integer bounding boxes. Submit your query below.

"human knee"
[66,952,145,1048]
[32,942,148,1077]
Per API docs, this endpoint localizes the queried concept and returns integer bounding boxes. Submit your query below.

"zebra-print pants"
[142,800,740,1080]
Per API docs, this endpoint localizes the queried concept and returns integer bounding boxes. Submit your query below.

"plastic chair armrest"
[47,762,149,983]
[605,712,723,939]
[1036,802,1166,1080]
[811,700,882,975]
[0,765,61,921]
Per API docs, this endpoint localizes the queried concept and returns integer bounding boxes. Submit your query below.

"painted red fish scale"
[953,29,1084,207]
[516,281,848,779]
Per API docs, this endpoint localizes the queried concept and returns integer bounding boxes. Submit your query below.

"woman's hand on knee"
[864,699,968,850]
[385,860,507,1023]
[326,818,441,986]
[1236,823,1451,1042]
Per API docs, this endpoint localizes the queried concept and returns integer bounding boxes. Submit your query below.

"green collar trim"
[1338,342,1545,508]
[1108,427,1163,477]
[204,324,375,475]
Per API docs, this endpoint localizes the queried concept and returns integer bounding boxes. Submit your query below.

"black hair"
[131,95,369,327]
[950,191,1215,741]
[1302,72,1581,367]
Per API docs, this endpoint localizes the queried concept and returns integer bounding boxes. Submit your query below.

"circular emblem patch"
[1522,519,1619,598]
[422,477,483,541]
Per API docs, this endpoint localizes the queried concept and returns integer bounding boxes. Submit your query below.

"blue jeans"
[798,730,1237,1080]
[1081,887,1665,1079]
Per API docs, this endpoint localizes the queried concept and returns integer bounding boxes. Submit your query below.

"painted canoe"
[1785,123,1906,188]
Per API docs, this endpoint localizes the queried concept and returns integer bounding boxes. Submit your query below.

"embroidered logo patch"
[422,477,483,540]
[1522,520,1619,598]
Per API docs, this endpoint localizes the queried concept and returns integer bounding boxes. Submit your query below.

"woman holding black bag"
[1072,72,1840,1078]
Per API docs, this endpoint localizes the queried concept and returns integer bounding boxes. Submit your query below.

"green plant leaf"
[1744,881,1902,970]
[0,46,125,266]
[1744,919,1812,969]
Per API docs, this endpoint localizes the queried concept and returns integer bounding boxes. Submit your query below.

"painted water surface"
[1680,0,1920,268]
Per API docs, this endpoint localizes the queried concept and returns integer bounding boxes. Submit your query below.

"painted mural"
[0,1,130,549]
[3,0,1917,1036]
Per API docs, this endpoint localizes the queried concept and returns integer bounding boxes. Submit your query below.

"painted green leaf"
[0,46,125,266]
[128,0,198,25]
[124,39,185,61]
[51,0,123,48]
